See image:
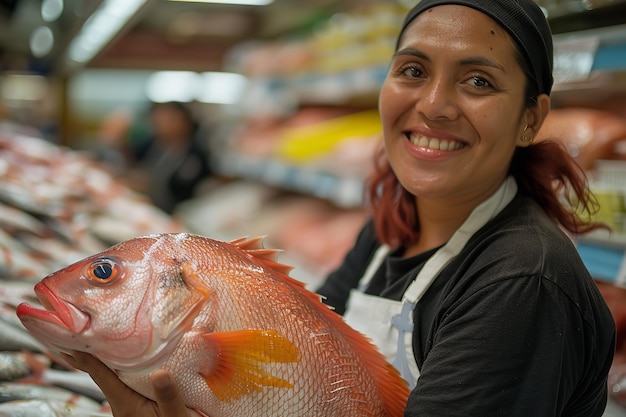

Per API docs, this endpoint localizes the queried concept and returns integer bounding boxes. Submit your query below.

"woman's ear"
[531,94,551,132]
[519,94,551,146]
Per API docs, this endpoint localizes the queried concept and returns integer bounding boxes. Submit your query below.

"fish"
[0,202,50,238]
[0,382,102,410]
[0,399,111,417]
[35,368,105,401]
[0,228,53,281]
[0,353,30,382]
[0,281,39,309]
[0,351,105,400]
[16,233,409,417]
[0,314,47,353]
[0,351,50,381]
[0,132,181,277]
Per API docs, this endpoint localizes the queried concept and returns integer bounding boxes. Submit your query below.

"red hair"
[366,140,606,248]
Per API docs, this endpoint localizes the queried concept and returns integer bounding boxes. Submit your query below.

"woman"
[66,0,616,416]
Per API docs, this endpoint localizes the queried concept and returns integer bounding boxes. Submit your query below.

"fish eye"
[84,258,123,285]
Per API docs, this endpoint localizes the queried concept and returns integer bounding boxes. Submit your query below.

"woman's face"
[379,5,535,206]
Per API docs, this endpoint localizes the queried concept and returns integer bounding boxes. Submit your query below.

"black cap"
[397,0,554,96]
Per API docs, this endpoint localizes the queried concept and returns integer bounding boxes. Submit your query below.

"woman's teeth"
[410,134,465,151]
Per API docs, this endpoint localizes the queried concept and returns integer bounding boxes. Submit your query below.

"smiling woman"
[379,4,546,242]
[318,0,616,416]
[35,1,617,417]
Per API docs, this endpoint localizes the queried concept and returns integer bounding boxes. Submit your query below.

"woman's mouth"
[409,133,466,151]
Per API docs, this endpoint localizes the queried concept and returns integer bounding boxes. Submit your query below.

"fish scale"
[16,233,409,416]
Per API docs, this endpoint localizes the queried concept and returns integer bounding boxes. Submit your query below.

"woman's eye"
[400,65,422,78]
[468,76,491,88]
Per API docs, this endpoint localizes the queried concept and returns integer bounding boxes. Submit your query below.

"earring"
[522,125,534,144]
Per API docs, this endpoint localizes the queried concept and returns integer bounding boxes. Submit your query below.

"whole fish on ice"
[16,233,409,416]
[0,382,101,409]
[0,399,111,417]
[0,352,50,382]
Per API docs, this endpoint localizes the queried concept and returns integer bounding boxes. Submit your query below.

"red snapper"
[16,233,409,416]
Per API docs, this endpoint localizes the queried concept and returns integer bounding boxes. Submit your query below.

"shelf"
[550,24,626,100]
[576,229,626,286]
[213,152,365,209]
[240,50,626,114]
[289,66,387,106]
[224,19,626,273]
[548,1,626,34]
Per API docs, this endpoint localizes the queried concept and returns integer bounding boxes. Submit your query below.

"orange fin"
[228,236,265,250]
[201,329,300,402]
[228,237,409,413]
[229,236,297,281]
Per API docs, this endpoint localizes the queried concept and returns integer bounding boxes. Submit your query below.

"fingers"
[61,351,137,402]
[150,369,199,417]
[62,352,199,417]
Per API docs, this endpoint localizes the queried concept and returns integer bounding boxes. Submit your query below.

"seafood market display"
[0,132,183,416]
[0,133,183,281]
[2,133,408,416]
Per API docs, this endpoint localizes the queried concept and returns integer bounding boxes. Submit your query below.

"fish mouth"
[16,282,90,334]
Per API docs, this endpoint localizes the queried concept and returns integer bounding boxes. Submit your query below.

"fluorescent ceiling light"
[145,71,248,104]
[198,72,247,104]
[145,71,200,103]
[30,26,55,58]
[41,0,64,22]
[168,0,273,5]
[67,0,147,66]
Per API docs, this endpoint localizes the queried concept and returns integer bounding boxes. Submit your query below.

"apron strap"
[357,244,391,292]
[348,177,518,388]
[392,176,518,386]
[402,176,518,304]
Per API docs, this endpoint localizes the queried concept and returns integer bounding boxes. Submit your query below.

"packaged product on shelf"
[536,107,626,170]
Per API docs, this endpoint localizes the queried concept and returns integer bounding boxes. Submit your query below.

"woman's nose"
[414,78,459,121]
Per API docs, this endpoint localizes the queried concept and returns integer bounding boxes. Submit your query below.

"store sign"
[553,36,600,84]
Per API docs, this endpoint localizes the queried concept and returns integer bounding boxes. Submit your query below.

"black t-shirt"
[316,193,616,417]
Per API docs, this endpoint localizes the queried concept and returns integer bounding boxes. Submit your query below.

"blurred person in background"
[90,108,134,176]
[130,101,213,214]
[64,0,616,416]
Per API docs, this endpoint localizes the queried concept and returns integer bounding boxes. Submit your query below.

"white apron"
[343,177,518,389]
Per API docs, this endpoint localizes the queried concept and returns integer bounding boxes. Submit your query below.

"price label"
[553,36,600,84]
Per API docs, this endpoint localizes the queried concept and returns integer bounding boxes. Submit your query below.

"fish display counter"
[0,131,184,416]
[0,130,408,417]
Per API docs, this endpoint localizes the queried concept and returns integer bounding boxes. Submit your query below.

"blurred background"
[0,0,626,414]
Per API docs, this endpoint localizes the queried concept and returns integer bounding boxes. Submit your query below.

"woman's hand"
[62,351,200,417]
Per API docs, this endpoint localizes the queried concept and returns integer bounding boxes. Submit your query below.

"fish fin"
[180,261,212,299]
[232,237,409,414]
[246,248,281,261]
[346,332,410,417]
[200,329,300,402]
[230,236,298,280]
[228,236,265,249]
[156,262,212,339]
[304,292,410,415]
